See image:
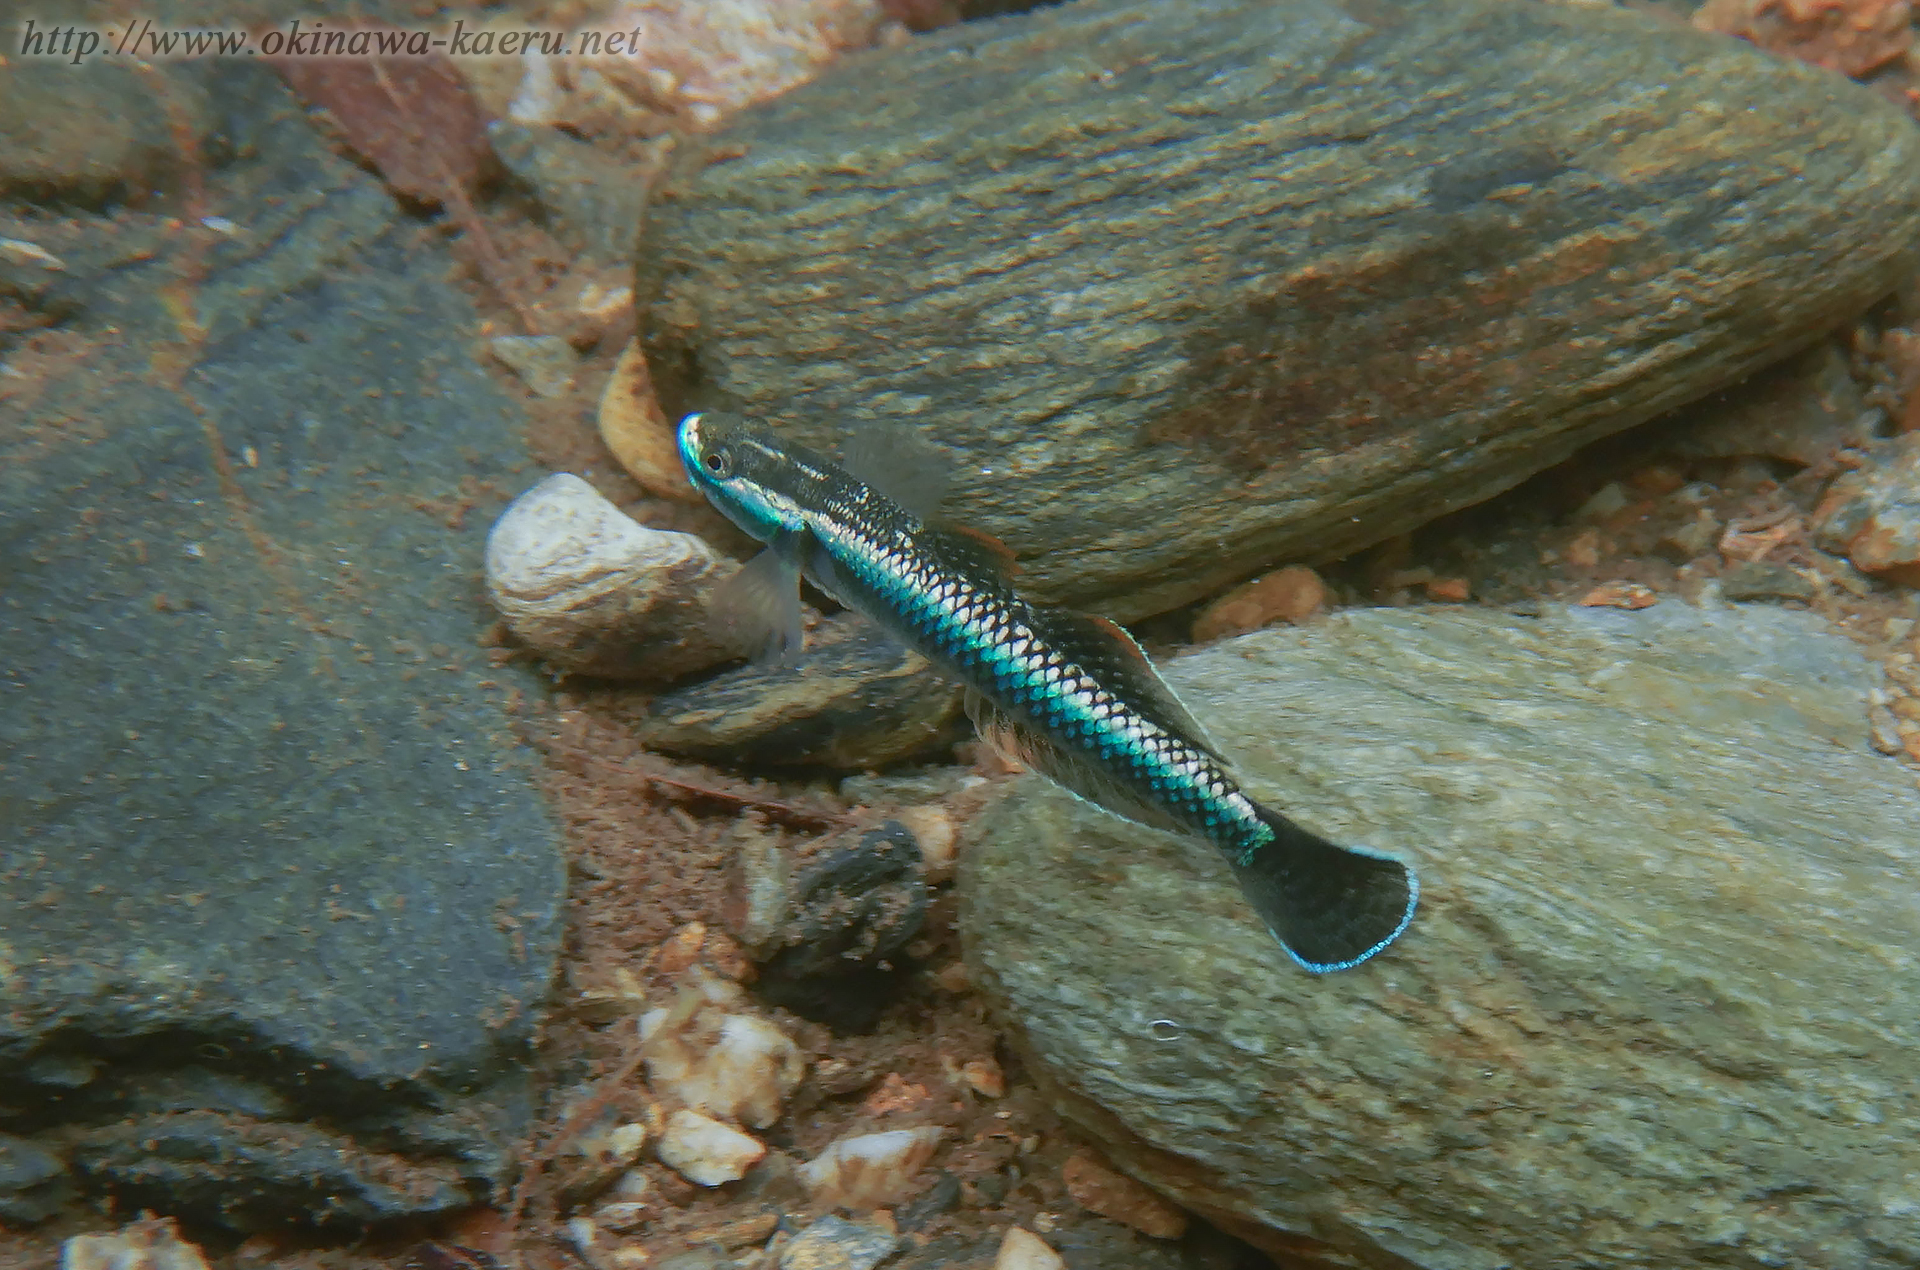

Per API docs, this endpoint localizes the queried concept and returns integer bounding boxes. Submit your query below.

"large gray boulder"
[960,604,1920,1269]
[635,0,1920,619]
[0,64,564,1231]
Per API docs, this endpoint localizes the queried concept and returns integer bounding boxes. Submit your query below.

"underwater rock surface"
[960,604,1920,1270]
[636,0,1920,619]
[0,65,564,1229]
[635,613,965,767]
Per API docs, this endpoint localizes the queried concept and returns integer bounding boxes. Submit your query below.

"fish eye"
[703,447,734,478]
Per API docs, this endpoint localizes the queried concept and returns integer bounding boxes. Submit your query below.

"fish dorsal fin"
[920,524,1020,587]
[838,422,950,519]
[965,688,1188,836]
[706,544,805,665]
[1026,607,1223,758]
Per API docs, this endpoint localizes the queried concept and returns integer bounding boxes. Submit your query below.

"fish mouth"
[676,411,706,476]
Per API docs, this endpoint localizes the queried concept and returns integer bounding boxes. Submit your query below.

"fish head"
[677,411,844,545]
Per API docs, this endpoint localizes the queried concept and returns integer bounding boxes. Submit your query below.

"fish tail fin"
[1228,804,1419,973]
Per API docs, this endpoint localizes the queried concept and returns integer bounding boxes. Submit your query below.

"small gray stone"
[779,1215,900,1270]
[760,822,928,979]
[894,1171,962,1232]
[489,121,654,262]
[653,1254,727,1270]
[1815,433,1920,581]
[1655,508,1722,564]
[489,333,578,398]
[961,605,1920,1269]
[1662,341,1878,466]
[486,473,739,680]
[0,63,208,206]
[747,822,930,1031]
[0,1134,72,1225]
[1719,560,1817,603]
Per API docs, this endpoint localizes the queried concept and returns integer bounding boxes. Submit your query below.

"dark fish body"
[678,411,1417,972]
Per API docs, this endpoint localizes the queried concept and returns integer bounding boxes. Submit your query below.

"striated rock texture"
[634,613,965,767]
[960,605,1920,1270]
[635,0,1920,619]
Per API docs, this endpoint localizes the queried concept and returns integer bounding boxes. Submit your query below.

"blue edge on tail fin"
[1230,804,1420,973]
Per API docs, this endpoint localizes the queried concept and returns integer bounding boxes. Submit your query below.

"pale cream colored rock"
[598,339,695,499]
[62,1218,211,1270]
[640,966,802,1128]
[485,473,735,680]
[994,1227,1066,1270]
[892,804,957,883]
[594,1199,652,1233]
[502,0,888,138]
[798,1127,944,1211]
[657,1109,766,1186]
[565,1216,603,1265]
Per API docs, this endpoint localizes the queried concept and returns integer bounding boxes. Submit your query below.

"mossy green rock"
[960,605,1920,1269]
[637,0,1920,619]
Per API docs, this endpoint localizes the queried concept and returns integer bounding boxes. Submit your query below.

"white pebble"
[639,971,803,1129]
[488,333,577,399]
[0,237,65,270]
[657,1109,766,1186]
[798,1126,945,1211]
[594,1200,651,1233]
[63,1218,212,1270]
[485,473,736,680]
[994,1227,1066,1270]
[893,804,957,883]
[565,1216,602,1261]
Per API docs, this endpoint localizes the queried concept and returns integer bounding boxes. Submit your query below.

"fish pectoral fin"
[837,422,951,519]
[964,691,1186,835]
[1027,608,1224,758]
[707,545,805,665]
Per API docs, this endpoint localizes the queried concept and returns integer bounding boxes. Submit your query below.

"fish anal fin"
[707,545,805,665]
[1027,608,1223,757]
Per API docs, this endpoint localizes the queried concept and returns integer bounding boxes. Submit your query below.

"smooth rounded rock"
[636,0,1920,619]
[960,604,1920,1270]
[486,473,738,680]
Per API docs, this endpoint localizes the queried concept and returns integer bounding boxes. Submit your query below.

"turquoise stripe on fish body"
[678,411,1417,972]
